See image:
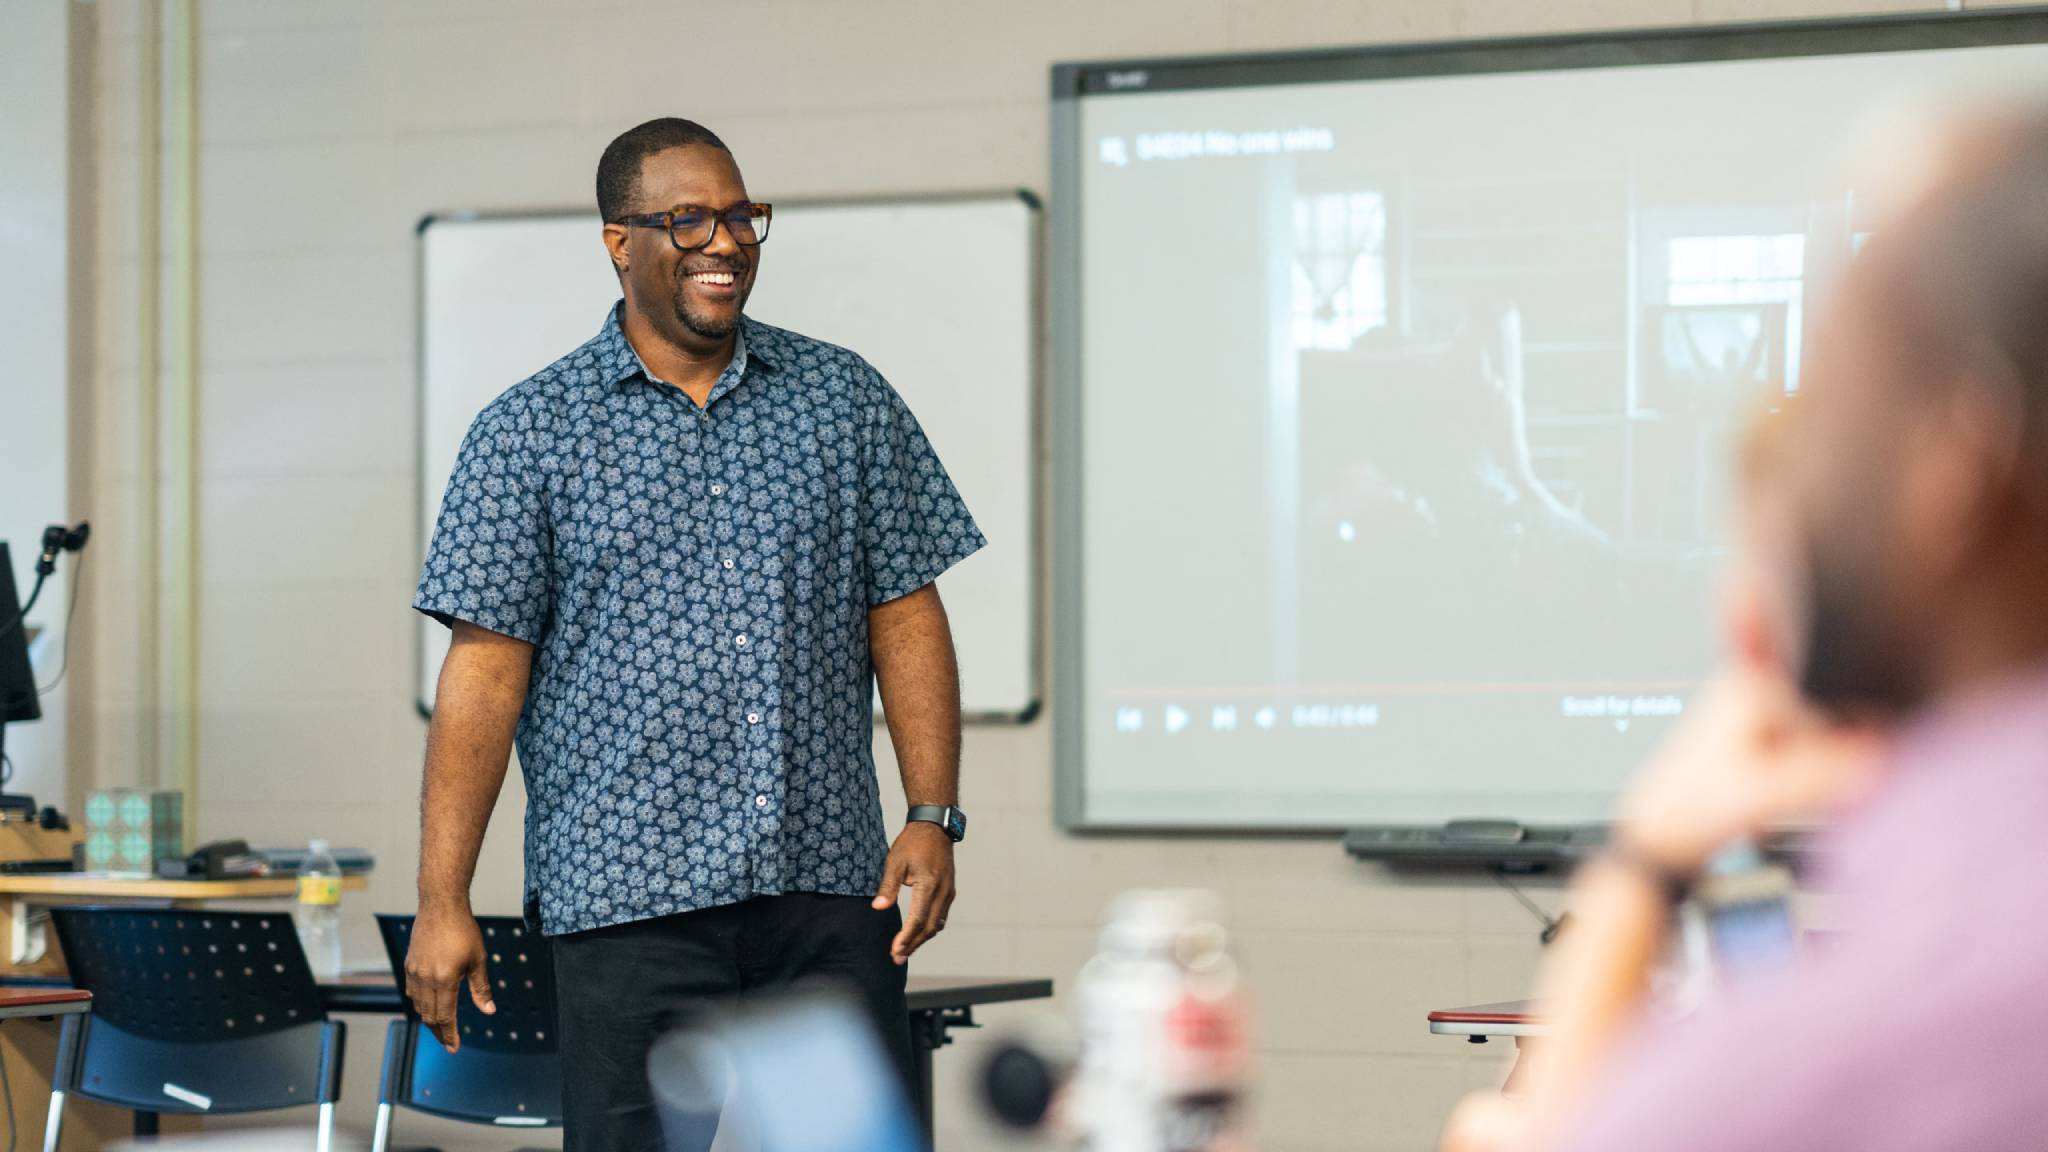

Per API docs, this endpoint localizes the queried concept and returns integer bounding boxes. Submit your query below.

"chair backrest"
[376,912,562,1126]
[376,913,558,1055]
[49,906,342,1113]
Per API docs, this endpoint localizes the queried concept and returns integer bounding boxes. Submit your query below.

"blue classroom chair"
[45,906,346,1151]
[371,912,561,1151]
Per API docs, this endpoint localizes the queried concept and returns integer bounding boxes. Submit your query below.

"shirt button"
[710,483,724,496]
[735,634,748,647]
[747,712,761,725]
[754,795,768,808]
[722,558,735,570]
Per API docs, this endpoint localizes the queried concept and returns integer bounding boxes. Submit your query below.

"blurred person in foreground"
[1444,102,2048,1152]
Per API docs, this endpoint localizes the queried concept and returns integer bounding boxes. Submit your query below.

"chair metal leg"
[372,1016,407,1152]
[40,1091,63,1152]
[316,1101,335,1152]
[370,1101,393,1152]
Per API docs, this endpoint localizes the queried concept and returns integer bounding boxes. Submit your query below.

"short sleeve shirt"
[414,303,985,935]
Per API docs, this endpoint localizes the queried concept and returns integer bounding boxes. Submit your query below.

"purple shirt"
[1561,667,2048,1151]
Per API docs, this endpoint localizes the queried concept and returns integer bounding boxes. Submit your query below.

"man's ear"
[1722,569,1783,677]
[1901,386,2025,583]
[602,223,630,276]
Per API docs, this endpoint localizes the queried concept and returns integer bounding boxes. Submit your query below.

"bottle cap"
[1099,889,1227,958]
[308,839,331,855]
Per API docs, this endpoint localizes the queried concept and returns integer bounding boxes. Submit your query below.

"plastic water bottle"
[1070,890,1251,1152]
[294,839,344,979]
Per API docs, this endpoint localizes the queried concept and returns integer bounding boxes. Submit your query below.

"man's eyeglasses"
[610,203,773,251]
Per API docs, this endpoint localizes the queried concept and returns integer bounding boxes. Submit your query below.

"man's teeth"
[688,271,736,286]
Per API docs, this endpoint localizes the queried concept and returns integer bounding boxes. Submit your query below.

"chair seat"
[391,1146,558,1151]
[72,1018,337,1114]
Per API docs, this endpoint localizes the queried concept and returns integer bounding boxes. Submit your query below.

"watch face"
[946,809,967,841]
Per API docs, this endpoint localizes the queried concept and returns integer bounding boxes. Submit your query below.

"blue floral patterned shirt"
[414,303,984,935]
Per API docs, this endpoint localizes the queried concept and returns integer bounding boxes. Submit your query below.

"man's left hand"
[872,821,956,965]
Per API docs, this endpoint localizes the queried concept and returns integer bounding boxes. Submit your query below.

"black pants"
[551,893,912,1152]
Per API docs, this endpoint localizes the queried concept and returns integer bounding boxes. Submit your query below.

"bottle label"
[298,875,342,906]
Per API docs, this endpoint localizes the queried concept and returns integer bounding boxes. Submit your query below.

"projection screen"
[1051,10,2048,829]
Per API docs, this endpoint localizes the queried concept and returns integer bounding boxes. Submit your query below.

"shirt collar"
[595,301,777,393]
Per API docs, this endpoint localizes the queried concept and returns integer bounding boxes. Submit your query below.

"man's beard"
[1794,518,1922,717]
[672,273,748,341]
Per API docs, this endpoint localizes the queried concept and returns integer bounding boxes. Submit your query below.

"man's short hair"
[1869,109,2048,504]
[596,118,731,223]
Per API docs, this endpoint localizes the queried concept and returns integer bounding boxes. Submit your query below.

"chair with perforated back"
[371,912,562,1152]
[44,906,347,1152]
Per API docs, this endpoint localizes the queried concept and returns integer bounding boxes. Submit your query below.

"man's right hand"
[1614,667,1885,881]
[404,905,497,1053]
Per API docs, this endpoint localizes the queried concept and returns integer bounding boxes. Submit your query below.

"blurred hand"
[404,905,496,1052]
[1440,1091,1530,1152]
[1616,667,1887,879]
[872,821,956,965]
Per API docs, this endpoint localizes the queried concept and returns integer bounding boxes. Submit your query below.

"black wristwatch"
[907,804,967,843]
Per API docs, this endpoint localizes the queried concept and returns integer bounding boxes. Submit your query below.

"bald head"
[1783,104,2048,715]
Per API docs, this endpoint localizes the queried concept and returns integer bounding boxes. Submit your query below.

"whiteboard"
[417,193,1039,721]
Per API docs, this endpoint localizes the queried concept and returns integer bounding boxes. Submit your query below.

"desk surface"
[1429,999,1547,1038]
[0,873,370,900]
[0,987,90,1020]
[906,974,1055,1012]
[320,972,1055,1016]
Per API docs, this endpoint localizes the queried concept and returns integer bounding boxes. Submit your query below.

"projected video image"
[1648,303,1788,403]
[1068,39,2048,825]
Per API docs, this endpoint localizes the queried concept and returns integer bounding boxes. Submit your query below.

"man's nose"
[704,220,743,260]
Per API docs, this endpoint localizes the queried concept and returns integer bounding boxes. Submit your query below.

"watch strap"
[907,804,964,842]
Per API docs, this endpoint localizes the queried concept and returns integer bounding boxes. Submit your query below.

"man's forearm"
[418,632,531,911]
[1520,858,1673,1126]
[870,586,961,807]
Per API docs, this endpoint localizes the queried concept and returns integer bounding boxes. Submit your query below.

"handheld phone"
[1687,843,1801,979]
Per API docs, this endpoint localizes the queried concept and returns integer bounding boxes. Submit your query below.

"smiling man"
[405,118,983,1151]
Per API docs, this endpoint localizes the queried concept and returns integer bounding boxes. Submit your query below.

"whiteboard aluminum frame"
[414,191,1044,726]
[1050,6,2048,830]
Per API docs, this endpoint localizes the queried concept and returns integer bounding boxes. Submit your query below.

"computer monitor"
[0,543,41,727]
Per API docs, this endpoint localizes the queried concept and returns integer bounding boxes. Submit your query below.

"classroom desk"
[323,971,1057,1140]
[0,988,93,1149]
[1428,999,1548,1039]
[0,987,89,1021]
[1430,1000,1549,1093]
[0,872,371,899]
[0,871,370,976]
